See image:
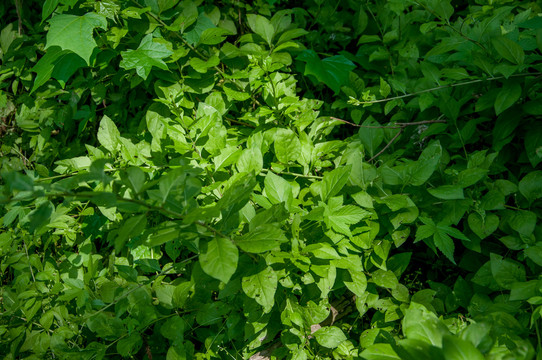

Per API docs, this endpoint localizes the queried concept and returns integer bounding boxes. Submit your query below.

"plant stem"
[356,72,542,104]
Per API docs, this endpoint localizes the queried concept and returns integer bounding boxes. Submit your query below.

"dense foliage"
[1,0,542,359]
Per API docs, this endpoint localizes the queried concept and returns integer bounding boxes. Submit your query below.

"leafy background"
[1,0,542,359]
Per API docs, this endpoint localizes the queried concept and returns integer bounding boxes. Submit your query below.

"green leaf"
[237,147,263,173]
[519,171,542,202]
[274,128,302,164]
[372,269,398,289]
[468,213,499,239]
[525,125,542,167]
[247,14,275,46]
[525,245,542,267]
[42,0,60,22]
[31,46,86,93]
[199,28,231,45]
[325,201,370,236]
[442,335,484,360]
[235,224,287,253]
[433,231,455,264]
[494,82,521,115]
[199,237,238,283]
[97,115,121,153]
[276,28,308,45]
[321,165,352,202]
[492,37,525,65]
[402,303,449,347]
[26,201,54,233]
[344,270,367,297]
[490,253,526,290]
[160,316,185,343]
[120,34,173,80]
[297,50,356,93]
[46,13,107,65]
[313,326,347,349]
[242,266,278,313]
[117,333,142,357]
[358,118,384,158]
[360,343,401,360]
[427,185,464,200]
[264,172,293,210]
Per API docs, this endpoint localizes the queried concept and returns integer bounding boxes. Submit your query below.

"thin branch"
[356,72,542,104]
[368,128,403,162]
[260,168,323,180]
[14,0,23,35]
[329,117,447,129]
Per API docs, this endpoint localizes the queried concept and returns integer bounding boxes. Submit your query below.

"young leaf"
[200,237,238,283]
[97,115,121,154]
[120,34,173,80]
[46,13,107,65]
[247,14,275,46]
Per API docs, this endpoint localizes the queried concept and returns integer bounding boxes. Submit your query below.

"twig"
[368,128,402,162]
[14,0,23,35]
[329,117,447,129]
[355,72,542,104]
[260,168,323,180]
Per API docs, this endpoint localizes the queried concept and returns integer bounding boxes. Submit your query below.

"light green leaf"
[242,266,278,313]
[427,185,464,200]
[237,147,263,173]
[313,326,347,349]
[120,34,173,80]
[247,14,275,46]
[42,0,60,22]
[494,82,521,115]
[442,335,484,360]
[325,203,370,236]
[360,343,400,360]
[46,13,107,65]
[200,237,238,283]
[274,128,301,164]
[235,224,287,253]
[492,37,525,65]
[372,269,398,289]
[305,243,341,260]
[199,27,231,45]
[264,172,293,210]
[321,165,352,202]
[97,115,120,153]
[402,303,450,347]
